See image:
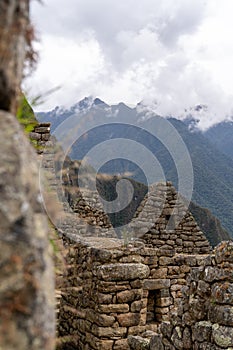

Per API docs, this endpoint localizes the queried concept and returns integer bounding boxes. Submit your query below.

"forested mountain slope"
[37,98,233,237]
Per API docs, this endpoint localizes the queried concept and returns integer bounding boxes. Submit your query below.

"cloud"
[31,0,206,68]
[28,0,233,128]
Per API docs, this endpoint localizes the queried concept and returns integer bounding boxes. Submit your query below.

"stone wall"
[38,128,232,350]
[58,239,148,350]
[126,241,233,350]
[30,122,51,152]
[158,240,233,350]
[61,160,211,253]
[56,236,213,350]
[136,182,211,255]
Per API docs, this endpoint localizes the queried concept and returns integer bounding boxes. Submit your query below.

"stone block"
[29,132,41,140]
[128,325,146,335]
[85,332,100,349]
[208,304,233,326]
[150,334,164,350]
[114,339,130,350]
[189,267,204,281]
[171,284,183,292]
[171,326,183,350]
[158,249,175,257]
[128,335,150,350]
[131,300,143,312]
[146,323,159,332]
[97,264,150,281]
[192,321,212,342]
[98,304,129,314]
[38,122,51,127]
[189,296,207,320]
[155,307,169,315]
[34,126,50,133]
[211,282,233,304]
[87,312,115,327]
[97,281,131,293]
[41,133,50,141]
[143,279,170,290]
[196,280,210,298]
[212,324,233,348]
[159,257,174,266]
[117,313,141,327]
[97,340,114,350]
[139,312,147,326]
[160,321,173,338]
[204,266,233,283]
[92,324,127,338]
[131,280,143,288]
[215,241,233,264]
[117,289,142,303]
[91,248,113,263]
[144,256,158,265]
[184,241,194,247]
[97,292,113,304]
[151,268,167,279]
[182,312,194,327]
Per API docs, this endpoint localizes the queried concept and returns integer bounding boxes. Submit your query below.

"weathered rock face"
[0,0,30,113]
[0,112,55,349]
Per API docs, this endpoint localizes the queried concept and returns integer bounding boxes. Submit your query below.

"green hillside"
[16,94,38,133]
[62,156,230,246]
[36,99,233,238]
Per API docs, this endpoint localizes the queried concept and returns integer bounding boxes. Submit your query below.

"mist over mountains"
[37,97,233,238]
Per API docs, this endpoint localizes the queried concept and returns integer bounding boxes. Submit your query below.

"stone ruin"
[57,238,233,350]
[35,123,233,350]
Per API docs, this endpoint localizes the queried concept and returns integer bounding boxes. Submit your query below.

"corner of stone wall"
[156,240,233,350]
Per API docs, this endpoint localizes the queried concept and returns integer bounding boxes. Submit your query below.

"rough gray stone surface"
[0,112,55,350]
[0,0,30,113]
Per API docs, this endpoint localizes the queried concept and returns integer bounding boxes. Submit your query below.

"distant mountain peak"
[93,98,106,105]
[194,104,208,112]
[117,102,133,111]
[77,96,93,109]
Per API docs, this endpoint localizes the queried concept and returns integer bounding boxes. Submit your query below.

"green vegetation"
[16,94,38,133]
[96,175,148,228]
[189,201,230,247]
[36,100,233,239]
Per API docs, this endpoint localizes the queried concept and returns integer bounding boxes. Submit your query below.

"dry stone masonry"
[55,238,233,350]
[38,127,233,350]
[135,182,211,255]
[140,241,233,350]
[30,122,51,152]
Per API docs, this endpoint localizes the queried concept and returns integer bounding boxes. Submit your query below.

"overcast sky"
[27,0,233,129]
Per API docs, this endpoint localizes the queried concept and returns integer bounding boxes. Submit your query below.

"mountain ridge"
[36,97,233,238]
